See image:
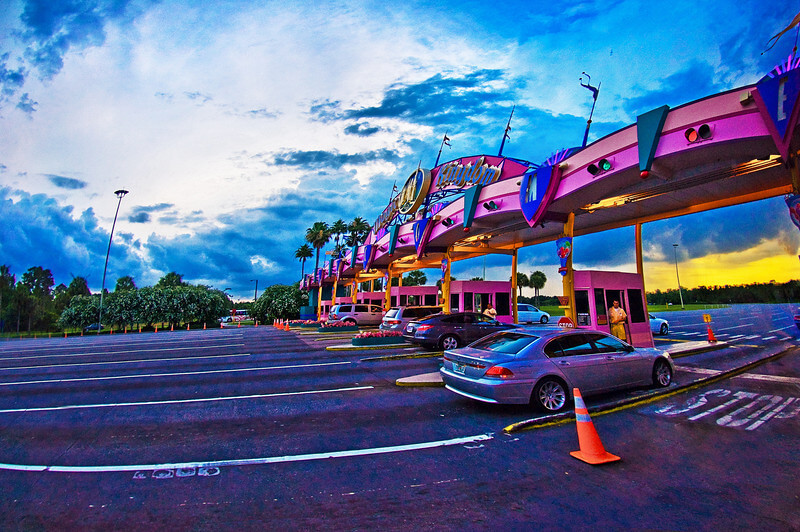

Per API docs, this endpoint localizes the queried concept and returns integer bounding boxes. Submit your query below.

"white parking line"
[0,335,245,355]
[717,324,751,331]
[676,366,800,385]
[0,353,252,372]
[0,361,352,387]
[0,343,246,362]
[768,326,795,333]
[0,433,493,473]
[0,385,375,414]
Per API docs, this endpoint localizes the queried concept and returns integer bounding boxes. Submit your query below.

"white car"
[649,313,669,335]
[517,304,550,324]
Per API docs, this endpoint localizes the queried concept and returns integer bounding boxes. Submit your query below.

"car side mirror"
[625,344,635,353]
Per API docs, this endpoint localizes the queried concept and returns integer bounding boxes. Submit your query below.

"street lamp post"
[97,189,129,333]
[673,244,685,310]
[251,279,258,302]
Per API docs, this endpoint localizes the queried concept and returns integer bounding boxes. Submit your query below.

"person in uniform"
[609,300,627,341]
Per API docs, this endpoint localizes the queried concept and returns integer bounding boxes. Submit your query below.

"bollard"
[203,323,206,330]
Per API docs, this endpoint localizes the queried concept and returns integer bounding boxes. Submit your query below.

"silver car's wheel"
[659,323,668,335]
[653,359,672,387]
[440,335,460,350]
[532,378,568,413]
[540,316,549,324]
[344,318,356,326]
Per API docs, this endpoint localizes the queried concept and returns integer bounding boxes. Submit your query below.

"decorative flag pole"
[434,131,451,168]
[498,106,515,157]
[580,72,600,148]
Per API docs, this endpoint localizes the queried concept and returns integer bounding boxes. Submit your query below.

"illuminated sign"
[436,156,501,189]
[373,167,431,232]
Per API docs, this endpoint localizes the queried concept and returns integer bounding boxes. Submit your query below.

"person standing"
[609,300,627,341]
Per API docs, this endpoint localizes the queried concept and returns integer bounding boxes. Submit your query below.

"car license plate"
[453,362,466,375]
[406,325,415,333]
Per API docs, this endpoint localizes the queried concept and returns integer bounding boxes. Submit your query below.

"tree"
[115,275,137,292]
[251,284,304,322]
[403,270,427,287]
[346,217,371,247]
[0,265,15,332]
[305,222,331,278]
[20,266,55,331]
[54,276,91,315]
[294,244,313,281]
[330,219,348,257]
[155,272,186,288]
[515,272,529,297]
[529,270,547,307]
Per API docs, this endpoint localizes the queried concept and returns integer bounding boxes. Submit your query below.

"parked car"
[440,328,674,413]
[83,323,104,332]
[403,311,516,350]
[649,313,669,335]
[794,310,800,331]
[517,304,550,324]
[328,303,384,326]
[380,306,442,331]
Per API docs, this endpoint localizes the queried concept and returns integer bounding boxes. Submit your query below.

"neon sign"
[436,156,501,189]
[373,167,431,232]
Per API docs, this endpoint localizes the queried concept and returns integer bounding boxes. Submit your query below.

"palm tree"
[529,270,547,307]
[515,272,529,297]
[305,222,331,277]
[330,219,348,257]
[348,217,371,246]
[295,244,313,280]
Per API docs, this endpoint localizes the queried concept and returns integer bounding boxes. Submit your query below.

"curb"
[326,343,415,351]
[396,372,445,387]
[362,351,443,362]
[502,344,797,433]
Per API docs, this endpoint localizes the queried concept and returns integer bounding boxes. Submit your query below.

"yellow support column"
[316,282,324,321]
[635,223,644,287]
[442,248,452,314]
[331,277,338,308]
[352,276,359,304]
[562,212,576,323]
[384,265,393,312]
[511,248,518,324]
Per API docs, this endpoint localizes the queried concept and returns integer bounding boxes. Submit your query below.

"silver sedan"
[440,328,674,413]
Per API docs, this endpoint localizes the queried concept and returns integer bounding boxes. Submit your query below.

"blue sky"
[0,0,798,300]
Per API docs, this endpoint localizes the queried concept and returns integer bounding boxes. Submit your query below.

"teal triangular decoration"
[637,105,670,172]
[462,184,483,229]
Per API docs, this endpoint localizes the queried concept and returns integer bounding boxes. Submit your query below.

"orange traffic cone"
[285,321,291,331]
[570,388,621,465]
[707,324,717,343]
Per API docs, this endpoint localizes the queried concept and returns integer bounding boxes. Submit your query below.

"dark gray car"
[402,311,515,350]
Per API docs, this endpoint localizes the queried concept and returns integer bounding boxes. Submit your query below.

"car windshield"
[385,309,400,318]
[471,332,539,354]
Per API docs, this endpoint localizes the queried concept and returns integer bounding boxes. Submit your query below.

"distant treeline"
[520,280,800,307]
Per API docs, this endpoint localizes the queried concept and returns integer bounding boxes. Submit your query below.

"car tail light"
[330,313,338,319]
[386,319,401,325]
[416,325,433,332]
[485,366,514,379]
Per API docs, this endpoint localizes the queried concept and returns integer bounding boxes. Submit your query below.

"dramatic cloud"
[0,1,796,299]
[46,174,87,189]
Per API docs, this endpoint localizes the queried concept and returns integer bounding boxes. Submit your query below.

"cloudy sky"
[0,0,798,300]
